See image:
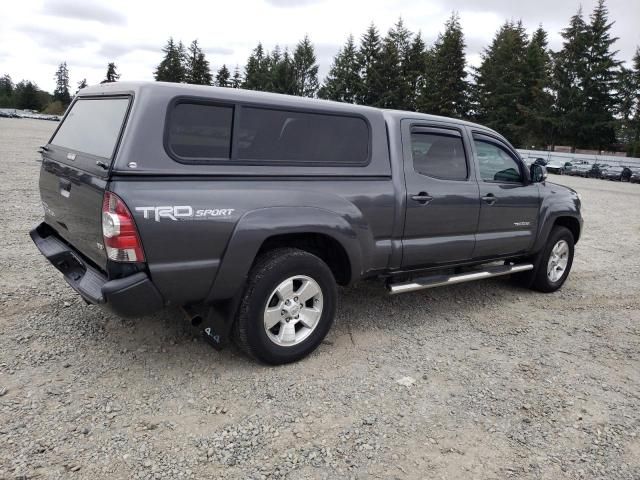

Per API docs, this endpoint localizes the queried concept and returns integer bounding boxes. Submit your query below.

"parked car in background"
[546,160,571,175]
[587,164,609,178]
[601,165,632,181]
[0,109,19,118]
[568,164,592,177]
[563,162,576,175]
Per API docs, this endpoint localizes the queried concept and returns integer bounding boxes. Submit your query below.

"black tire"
[233,248,337,365]
[530,226,575,293]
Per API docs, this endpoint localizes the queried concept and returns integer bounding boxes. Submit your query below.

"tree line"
[1,0,638,154]
[0,62,119,115]
[150,1,639,154]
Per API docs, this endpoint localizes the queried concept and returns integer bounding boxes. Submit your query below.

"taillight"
[102,191,145,262]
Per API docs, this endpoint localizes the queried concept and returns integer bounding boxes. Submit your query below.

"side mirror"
[530,164,547,183]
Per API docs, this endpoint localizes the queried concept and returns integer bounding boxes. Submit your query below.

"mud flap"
[199,296,241,351]
[202,309,229,351]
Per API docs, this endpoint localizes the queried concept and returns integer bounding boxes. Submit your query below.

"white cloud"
[42,0,127,25]
[1,0,637,93]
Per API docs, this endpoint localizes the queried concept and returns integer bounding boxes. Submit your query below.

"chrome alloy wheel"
[263,275,324,347]
[547,240,569,283]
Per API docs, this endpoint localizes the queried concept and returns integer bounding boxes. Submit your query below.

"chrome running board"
[387,263,534,295]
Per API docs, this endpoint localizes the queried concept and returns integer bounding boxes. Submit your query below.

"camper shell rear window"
[51,96,131,160]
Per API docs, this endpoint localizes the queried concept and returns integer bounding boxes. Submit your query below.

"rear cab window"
[49,96,131,174]
[165,99,370,166]
[410,130,468,181]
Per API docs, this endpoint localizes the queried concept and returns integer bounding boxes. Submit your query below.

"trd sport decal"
[135,206,235,222]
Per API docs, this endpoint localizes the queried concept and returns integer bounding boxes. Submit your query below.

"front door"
[401,122,480,268]
[471,132,540,259]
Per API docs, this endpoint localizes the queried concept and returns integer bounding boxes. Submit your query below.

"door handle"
[59,178,71,198]
[411,192,433,204]
[482,193,497,205]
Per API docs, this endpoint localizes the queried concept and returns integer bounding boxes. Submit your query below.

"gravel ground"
[1,117,639,480]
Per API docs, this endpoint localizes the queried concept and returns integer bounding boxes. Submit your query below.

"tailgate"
[39,96,132,271]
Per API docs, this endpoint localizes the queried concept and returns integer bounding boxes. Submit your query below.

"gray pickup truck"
[31,82,582,364]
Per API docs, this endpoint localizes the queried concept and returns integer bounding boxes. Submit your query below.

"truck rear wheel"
[233,248,337,364]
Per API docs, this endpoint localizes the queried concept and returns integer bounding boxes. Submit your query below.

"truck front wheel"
[233,248,337,364]
[531,226,575,293]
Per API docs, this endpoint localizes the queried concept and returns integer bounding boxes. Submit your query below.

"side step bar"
[387,263,534,295]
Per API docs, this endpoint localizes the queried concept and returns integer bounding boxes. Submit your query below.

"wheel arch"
[533,195,583,253]
[553,216,581,244]
[257,232,352,285]
[206,206,367,303]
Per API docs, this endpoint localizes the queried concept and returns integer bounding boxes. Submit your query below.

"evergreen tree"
[376,18,412,109]
[231,66,242,88]
[271,48,296,94]
[582,0,621,149]
[618,48,640,156]
[617,65,636,149]
[269,44,281,69]
[355,24,383,106]
[0,74,13,97]
[15,80,43,110]
[266,45,282,92]
[404,32,427,111]
[473,21,529,146]
[215,64,231,87]
[520,26,554,147]
[419,13,468,118]
[103,62,120,83]
[53,62,71,106]
[318,35,360,103]
[292,35,319,97]
[0,74,14,107]
[154,37,187,83]
[553,8,590,150]
[185,40,213,85]
[243,43,270,91]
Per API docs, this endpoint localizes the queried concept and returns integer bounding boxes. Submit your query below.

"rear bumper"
[30,223,164,317]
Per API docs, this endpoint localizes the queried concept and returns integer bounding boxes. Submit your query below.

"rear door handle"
[59,178,71,198]
[411,192,433,204]
[482,193,497,205]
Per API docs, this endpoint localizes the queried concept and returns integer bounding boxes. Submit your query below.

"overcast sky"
[1,0,638,93]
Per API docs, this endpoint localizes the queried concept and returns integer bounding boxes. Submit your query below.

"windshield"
[51,97,130,159]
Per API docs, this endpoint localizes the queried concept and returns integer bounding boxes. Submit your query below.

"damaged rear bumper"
[30,223,164,317]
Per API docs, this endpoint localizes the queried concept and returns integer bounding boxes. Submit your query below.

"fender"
[206,206,374,302]
[531,190,582,253]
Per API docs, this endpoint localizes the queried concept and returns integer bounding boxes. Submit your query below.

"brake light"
[102,191,145,262]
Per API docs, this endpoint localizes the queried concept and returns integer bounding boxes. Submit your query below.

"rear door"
[400,121,480,268]
[39,96,131,270]
[471,132,540,259]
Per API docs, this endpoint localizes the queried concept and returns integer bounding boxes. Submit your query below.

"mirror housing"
[530,163,547,183]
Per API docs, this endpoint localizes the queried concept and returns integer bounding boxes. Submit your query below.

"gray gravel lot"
[1,117,639,480]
